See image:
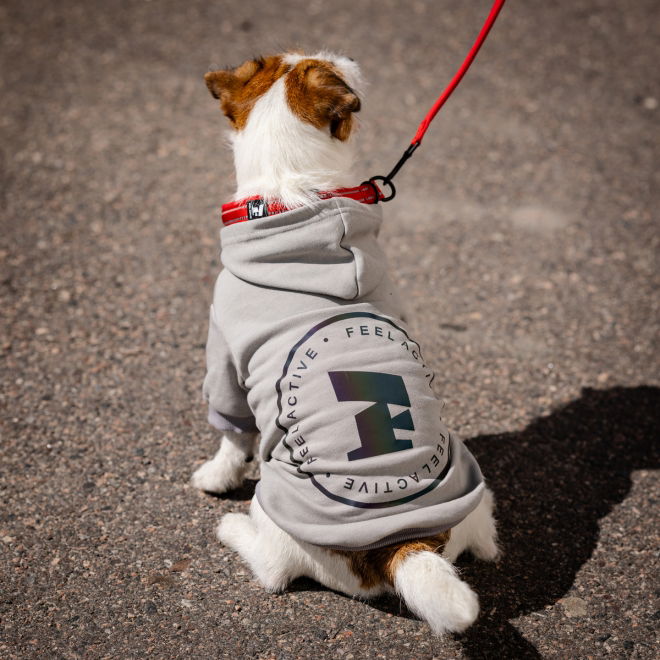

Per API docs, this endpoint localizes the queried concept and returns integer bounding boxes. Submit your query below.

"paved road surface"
[1,1,658,658]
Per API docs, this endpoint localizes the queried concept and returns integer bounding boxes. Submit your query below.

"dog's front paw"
[191,457,241,494]
[191,432,257,494]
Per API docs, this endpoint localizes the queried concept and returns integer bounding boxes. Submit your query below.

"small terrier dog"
[193,51,498,635]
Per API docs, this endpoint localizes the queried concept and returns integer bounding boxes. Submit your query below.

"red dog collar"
[220,182,383,227]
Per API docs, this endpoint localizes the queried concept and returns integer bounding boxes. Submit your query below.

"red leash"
[365,0,506,202]
[220,1,505,226]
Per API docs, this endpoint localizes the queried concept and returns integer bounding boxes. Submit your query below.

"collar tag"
[247,199,269,220]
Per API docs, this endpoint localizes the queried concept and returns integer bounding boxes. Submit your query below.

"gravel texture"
[1,1,658,658]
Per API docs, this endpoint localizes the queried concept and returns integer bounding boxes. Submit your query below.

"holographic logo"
[328,371,414,461]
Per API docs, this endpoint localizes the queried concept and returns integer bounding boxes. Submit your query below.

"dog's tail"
[367,535,479,635]
[393,543,479,634]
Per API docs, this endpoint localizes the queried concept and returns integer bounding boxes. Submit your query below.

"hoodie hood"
[220,198,387,300]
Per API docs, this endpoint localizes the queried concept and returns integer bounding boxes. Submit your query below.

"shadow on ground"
[208,478,258,502]
[454,385,660,658]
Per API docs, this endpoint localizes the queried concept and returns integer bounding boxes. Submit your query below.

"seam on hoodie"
[334,198,360,300]
[313,526,456,552]
[209,302,250,393]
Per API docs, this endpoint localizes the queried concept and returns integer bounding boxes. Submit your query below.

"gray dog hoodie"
[203,197,484,551]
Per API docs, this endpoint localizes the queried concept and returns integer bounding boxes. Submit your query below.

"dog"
[192,51,499,635]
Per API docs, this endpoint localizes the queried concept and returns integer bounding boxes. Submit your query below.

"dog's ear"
[204,58,272,127]
[204,70,236,101]
[286,60,361,141]
[204,68,240,125]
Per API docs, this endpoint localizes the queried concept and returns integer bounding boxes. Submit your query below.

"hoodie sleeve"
[202,305,257,433]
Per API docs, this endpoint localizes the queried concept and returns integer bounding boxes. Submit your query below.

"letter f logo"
[328,371,414,461]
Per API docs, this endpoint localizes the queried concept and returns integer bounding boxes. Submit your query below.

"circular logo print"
[274,312,452,508]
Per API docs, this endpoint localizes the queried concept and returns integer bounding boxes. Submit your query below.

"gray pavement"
[1,0,658,658]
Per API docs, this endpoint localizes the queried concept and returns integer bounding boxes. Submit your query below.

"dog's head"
[205,52,362,142]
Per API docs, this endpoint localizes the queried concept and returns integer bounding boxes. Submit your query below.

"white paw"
[468,488,499,562]
[217,518,289,593]
[471,534,500,562]
[216,512,256,550]
[258,566,290,594]
[444,487,499,562]
[190,457,244,494]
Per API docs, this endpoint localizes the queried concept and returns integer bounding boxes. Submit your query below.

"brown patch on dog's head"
[285,58,361,141]
[333,532,450,589]
[204,56,289,130]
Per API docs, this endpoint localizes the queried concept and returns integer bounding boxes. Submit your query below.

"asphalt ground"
[1,0,658,658]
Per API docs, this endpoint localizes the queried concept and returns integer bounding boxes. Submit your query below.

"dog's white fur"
[194,52,499,636]
[190,430,258,494]
[232,53,362,208]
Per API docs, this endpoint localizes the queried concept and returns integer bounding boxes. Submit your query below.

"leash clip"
[362,176,396,203]
[363,142,418,204]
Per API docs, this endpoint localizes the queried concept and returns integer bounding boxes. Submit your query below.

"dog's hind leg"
[219,497,387,598]
[218,497,304,592]
[444,486,499,562]
[191,430,258,494]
